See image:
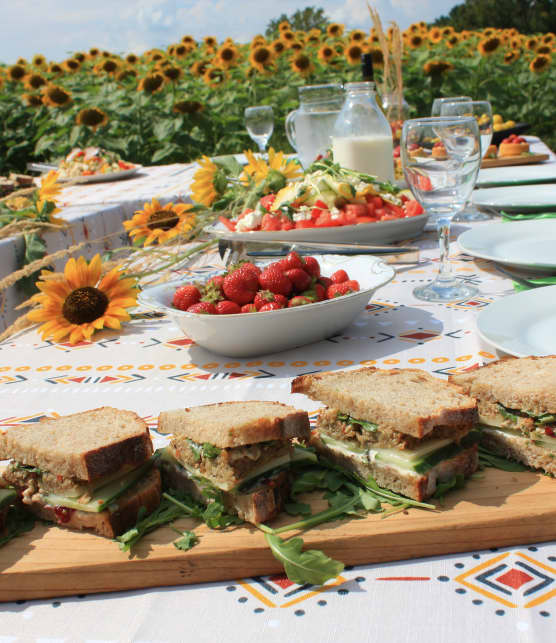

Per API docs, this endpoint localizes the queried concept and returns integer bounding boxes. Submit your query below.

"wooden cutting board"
[481,154,549,168]
[1,467,556,602]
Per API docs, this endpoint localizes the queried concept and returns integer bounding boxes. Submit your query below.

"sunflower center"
[221,48,234,61]
[147,209,179,231]
[62,287,108,324]
[254,48,270,63]
[48,88,70,104]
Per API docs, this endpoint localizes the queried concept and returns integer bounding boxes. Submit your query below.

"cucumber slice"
[372,438,453,471]
[320,433,367,456]
[0,488,16,509]
[43,459,153,513]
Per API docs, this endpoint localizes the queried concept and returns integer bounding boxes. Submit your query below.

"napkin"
[501,211,556,221]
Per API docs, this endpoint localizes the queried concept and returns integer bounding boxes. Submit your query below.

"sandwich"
[0,407,161,538]
[291,367,479,501]
[0,488,17,534]
[450,356,556,476]
[157,401,311,523]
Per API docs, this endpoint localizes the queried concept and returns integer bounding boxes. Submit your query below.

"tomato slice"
[295,220,315,228]
[218,215,236,231]
[314,199,329,210]
[384,203,405,218]
[356,216,378,223]
[261,213,282,231]
[280,219,295,230]
[260,194,276,210]
[404,200,424,217]
[344,203,368,219]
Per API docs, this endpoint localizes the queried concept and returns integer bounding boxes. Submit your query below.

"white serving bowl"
[138,255,394,357]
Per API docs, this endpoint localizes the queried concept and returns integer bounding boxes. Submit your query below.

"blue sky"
[1,0,461,64]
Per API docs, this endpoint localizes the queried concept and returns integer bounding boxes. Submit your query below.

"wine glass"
[440,100,493,222]
[431,96,472,117]
[244,105,274,156]
[401,116,481,303]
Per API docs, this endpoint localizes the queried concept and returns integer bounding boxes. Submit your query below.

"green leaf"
[201,443,221,459]
[265,534,344,586]
[0,506,35,548]
[478,446,528,472]
[284,501,312,517]
[17,232,48,296]
[172,528,199,551]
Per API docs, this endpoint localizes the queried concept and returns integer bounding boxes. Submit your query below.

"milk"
[332,135,395,182]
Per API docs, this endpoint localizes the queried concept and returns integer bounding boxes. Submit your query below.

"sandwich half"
[0,407,161,538]
[292,367,479,501]
[157,401,311,523]
[450,356,556,475]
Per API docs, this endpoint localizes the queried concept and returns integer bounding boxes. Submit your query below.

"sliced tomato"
[81,170,95,176]
[379,213,399,221]
[295,219,315,229]
[384,203,405,218]
[314,199,329,210]
[356,216,378,223]
[375,208,385,218]
[260,194,276,210]
[344,204,368,220]
[314,211,337,227]
[404,200,424,217]
[118,160,133,170]
[261,213,282,231]
[218,215,236,231]
[370,196,383,209]
[280,219,295,230]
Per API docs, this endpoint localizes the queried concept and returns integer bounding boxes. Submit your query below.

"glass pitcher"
[332,81,394,182]
[285,84,344,169]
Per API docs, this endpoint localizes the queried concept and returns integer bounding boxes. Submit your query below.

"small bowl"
[138,255,394,357]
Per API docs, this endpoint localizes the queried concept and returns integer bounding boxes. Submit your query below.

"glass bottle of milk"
[332,82,394,182]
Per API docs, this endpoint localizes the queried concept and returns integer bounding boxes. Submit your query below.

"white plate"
[205,213,428,245]
[138,255,394,357]
[476,163,556,187]
[57,166,142,184]
[477,285,556,357]
[458,220,556,270]
[472,184,556,212]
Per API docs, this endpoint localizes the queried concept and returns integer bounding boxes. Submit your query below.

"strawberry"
[313,283,326,301]
[259,301,283,311]
[241,303,257,313]
[223,265,259,305]
[279,251,305,271]
[172,285,201,311]
[288,296,313,307]
[216,300,241,315]
[254,290,288,310]
[207,275,225,292]
[284,268,312,292]
[303,256,321,278]
[187,301,217,314]
[259,266,292,296]
[331,269,349,284]
[326,280,360,298]
[318,276,333,290]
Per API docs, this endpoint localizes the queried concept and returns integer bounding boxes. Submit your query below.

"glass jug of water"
[285,84,344,169]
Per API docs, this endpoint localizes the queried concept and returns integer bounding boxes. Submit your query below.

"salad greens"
[337,412,378,433]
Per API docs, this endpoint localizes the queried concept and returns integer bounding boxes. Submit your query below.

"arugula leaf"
[337,412,378,433]
[497,404,519,424]
[478,446,528,472]
[0,506,35,548]
[172,527,199,551]
[265,534,344,586]
[13,462,43,475]
[432,474,465,503]
[201,443,221,459]
[290,469,329,496]
[285,501,312,517]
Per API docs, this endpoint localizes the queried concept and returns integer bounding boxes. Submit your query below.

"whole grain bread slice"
[0,407,153,483]
[292,367,477,438]
[450,356,556,416]
[158,401,310,447]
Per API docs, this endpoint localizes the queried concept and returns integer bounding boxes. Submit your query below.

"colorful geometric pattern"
[446,297,494,310]
[168,369,275,383]
[455,552,556,608]
[398,329,441,344]
[0,374,27,385]
[44,373,146,385]
[0,412,58,427]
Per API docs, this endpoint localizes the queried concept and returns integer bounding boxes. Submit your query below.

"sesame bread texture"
[450,356,556,417]
[310,432,478,501]
[18,468,161,538]
[0,407,153,483]
[158,401,310,447]
[292,368,477,438]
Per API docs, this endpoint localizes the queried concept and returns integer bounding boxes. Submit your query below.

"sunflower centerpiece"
[123,198,196,246]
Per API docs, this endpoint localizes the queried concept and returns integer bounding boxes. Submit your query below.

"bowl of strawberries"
[138,252,394,357]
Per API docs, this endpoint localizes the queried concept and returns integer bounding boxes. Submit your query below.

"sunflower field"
[0,21,555,175]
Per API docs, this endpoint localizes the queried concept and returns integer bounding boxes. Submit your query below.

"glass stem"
[437,217,452,284]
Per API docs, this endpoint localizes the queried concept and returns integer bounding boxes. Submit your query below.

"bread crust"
[292,367,477,438]
[19,468,161,538]
[0,407,153,482]
[310,433,478,501]
[158,401,310,447]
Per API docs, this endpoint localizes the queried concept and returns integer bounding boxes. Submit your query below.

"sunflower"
[510,37,522,50]
[27,255,138,345]
[173,100,204,114]
[478,37,502,56]
[530,54,551,73]
[42,84,72,107]
[288,41,304,52]
[16,57,27,66]
[216,44,239,69]
[7,64,26,81]
[191,59,211,76]
[525,37,538,51]
[242,148,302,186]
[406,34,424,49]
[504,50,520,64]
[483,28,495,38]
[76,107,109,131]
[126,53,139,64]
[428,27,442,43]
[174,44,189,59]
[446,34,460,49]
[441,26,454,37]
[89,48,100,58]
[150,52,165,62]
[290,52,314,76]
[22,93,43,107]
[95,58,120,74]
[167,45,176,56]
[271,39,286,56]
[306,34,321,46]
[537,45,553,55]
[31,54,47,68]
[204,36,218,48]
[24,73,47,90]
[251,35,267,48]
[116,68,137,82]
[542,33,555,44]
[190,156,223,206]
[280,30,296,42]
[423,60,454,75]
[63,59,81,73]
[327,23,344,38]
[278,20,291,32]
[182,35,196,45]
[123,198,196,247]
[249,46,273,73]
[369,47,384,68]
[295,30,306,42]
[345,44,363,65]
[37,170,62,213]
[73,52,86,62]
[161,65,183,82]
[203,67,227,87]
[137,72,164,94]
[317,44,335,63]
[350,29,366,42]
[407,23,421,34]
[47,63,63,75]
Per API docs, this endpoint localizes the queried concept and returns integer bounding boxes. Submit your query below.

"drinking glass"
[401,116,481,302]
[431,96,472,117]
[440,100,493,222]
[244,106,274,155]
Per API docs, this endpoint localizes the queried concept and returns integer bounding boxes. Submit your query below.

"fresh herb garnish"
[13,462,43,475]
[337,412,378,433]
[497,404,519,424]
[171,527,199,551]
[284,501,312,517]
[0,506,35,548]
[478,445,528,472]
[432,474,465,504]
[186,439,221,461]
